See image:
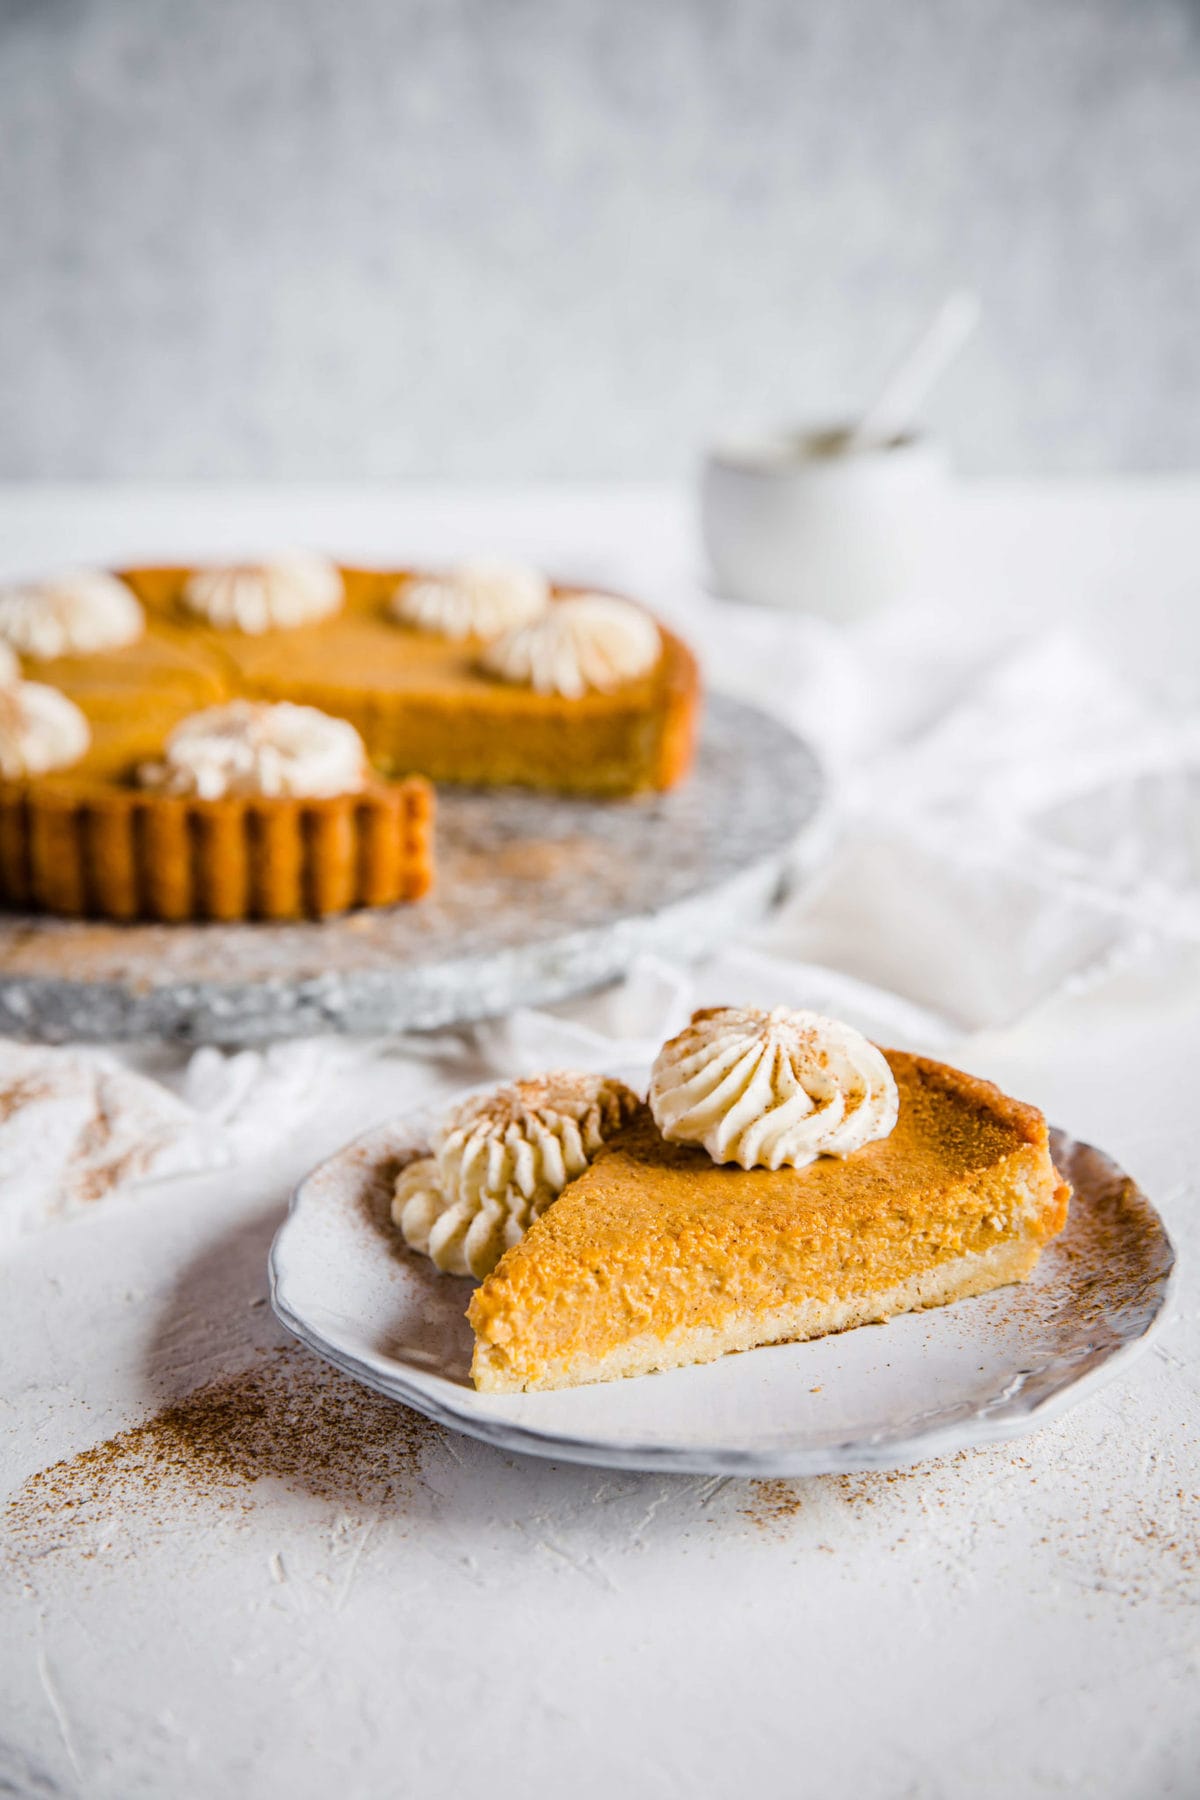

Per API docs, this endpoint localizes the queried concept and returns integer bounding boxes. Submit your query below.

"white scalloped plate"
[269,1093,1176,1476]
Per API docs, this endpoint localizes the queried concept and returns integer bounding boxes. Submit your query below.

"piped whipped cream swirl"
[0,570,144,659]
[390,556,550,641]
[138,700,368,800]
[393,1072,640,1279]
[181,555,343,634]
[0,681,91,779]
[649,1006,898,1170]
[481,594,661,699]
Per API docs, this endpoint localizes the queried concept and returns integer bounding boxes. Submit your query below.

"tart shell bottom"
[0,778,434,922]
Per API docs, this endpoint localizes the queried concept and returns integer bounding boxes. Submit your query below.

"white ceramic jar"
[701,425,951,620]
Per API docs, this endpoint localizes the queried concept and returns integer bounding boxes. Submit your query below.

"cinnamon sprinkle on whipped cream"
[0,681,91,778]
[394,1072,640,1278]
[181,555,343,634]
[480,594,661,699]
[390,557,550,642]
[138,700,368,800]
[0,570,144,659]
[649,1005,898,1170]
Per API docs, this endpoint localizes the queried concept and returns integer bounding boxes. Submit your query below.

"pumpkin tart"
[0,564,698,923]
[120,566,698,795]
[467,1051,1070,1392]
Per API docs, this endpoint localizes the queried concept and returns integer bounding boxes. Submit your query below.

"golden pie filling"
[467,1052,1070,1392]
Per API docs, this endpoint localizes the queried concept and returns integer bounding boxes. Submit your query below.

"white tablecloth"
[1,483,1198,1800]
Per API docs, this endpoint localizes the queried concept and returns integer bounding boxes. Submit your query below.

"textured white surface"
[3,1,1200,478]
[1,483,1199,1799]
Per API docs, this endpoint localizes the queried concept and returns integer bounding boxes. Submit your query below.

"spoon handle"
[851,289,980,450]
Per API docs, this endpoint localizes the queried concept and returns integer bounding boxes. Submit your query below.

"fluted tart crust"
[0,777,433,922]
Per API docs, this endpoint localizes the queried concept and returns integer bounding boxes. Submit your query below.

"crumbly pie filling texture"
[0,562,698,922]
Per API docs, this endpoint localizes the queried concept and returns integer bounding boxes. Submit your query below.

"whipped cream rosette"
[394,1072,641,1279]
[0,570,144,659]
[181,554,343,634]
[138,700,368,800]
[391,556,550,642]
[649,1005,899,1170]
[0,681,91,779]
[481,594,661,699]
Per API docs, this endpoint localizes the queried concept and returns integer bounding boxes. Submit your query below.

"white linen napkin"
[767,632,1200,1031]
[0,1041,212,1245]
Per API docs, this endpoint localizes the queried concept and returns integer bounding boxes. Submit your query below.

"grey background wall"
[2,0,1198,481]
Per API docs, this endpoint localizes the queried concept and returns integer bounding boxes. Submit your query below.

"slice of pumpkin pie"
[466,1007,1070,1393]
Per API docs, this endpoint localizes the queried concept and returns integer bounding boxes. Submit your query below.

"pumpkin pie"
[0,561,698,923]
[467,1049,1071,1392]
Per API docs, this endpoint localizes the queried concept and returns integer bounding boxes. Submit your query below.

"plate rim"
[269,1108,1179,1477]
